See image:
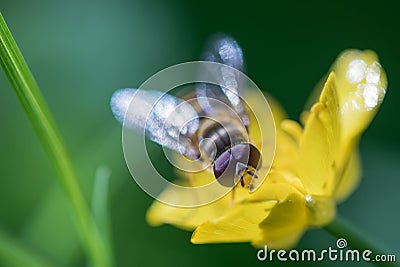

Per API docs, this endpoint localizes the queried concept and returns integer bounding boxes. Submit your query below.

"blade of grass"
[92,166,114,265]
[0,13,111,267]
[0,228,56,267]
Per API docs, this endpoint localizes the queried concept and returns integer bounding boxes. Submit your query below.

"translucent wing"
[196,34,249,127]
[111,89,200,159]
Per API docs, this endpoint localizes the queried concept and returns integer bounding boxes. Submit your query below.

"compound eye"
[213,144,262,188]
[213,149,234,187]
[230,143,262,170]
[247,144,262,170]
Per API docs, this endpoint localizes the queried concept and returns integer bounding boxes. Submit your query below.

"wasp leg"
[240,176,245,187]
[247,170,258,179]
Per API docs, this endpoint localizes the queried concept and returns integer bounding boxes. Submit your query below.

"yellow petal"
[191,180,305,247]
[248,170,305,202]
[329,51,385,199]
[298,50,386,198]
[297,73,339,196]
[146,175,231,230]
[332,49,387,142]
[273,120,302,175]
[191,201,277,244]
[333,148,361,202]
[281,120,303,144]
[256,192,307,249]
[146,165,255,230]
[146,198,229,231]
[302,73,329,114]
[306,195,336,226]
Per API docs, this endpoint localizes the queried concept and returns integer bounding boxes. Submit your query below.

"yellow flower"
[146,50,387,249]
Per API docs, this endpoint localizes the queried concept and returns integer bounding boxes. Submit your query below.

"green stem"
[0,13,111,267]
[0,228,56,267]
[92,165,114,266]
[324,215,399,267]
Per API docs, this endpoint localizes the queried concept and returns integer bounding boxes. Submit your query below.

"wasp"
[111,34,262,191]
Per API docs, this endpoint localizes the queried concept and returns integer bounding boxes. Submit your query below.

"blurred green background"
[0,0,399,266]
